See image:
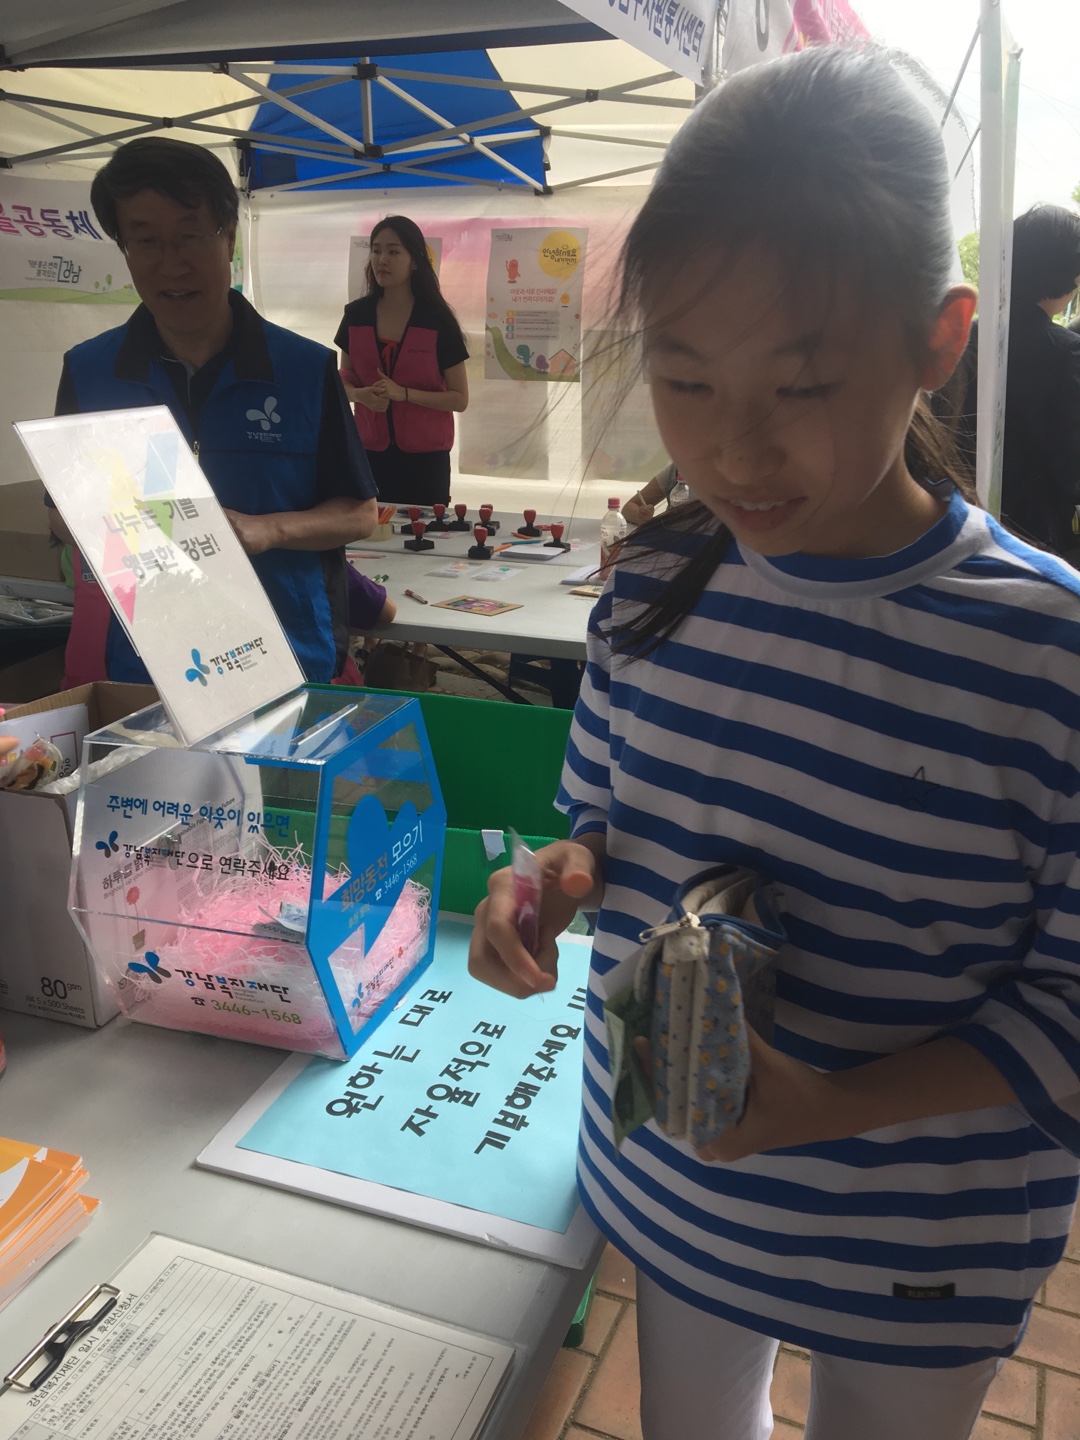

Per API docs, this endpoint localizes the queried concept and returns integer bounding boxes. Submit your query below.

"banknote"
[604,984,655,1149]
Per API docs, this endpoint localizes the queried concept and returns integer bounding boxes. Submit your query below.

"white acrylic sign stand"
[15,406,304,746]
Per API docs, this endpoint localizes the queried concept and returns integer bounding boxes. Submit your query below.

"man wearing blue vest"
[46,137,378,684]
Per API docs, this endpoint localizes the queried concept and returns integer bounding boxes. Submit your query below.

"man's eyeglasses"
[122,226,226,263]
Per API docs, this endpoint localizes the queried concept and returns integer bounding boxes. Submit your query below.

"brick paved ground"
[523,1214,1080,1440]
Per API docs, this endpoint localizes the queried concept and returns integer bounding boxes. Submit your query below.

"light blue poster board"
[234,921,590,1235]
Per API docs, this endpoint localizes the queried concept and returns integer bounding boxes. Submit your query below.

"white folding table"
[0,1007,604,1439]
[348,509,603,700]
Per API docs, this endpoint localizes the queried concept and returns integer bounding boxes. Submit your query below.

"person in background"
[958,205,1080,559]
[468,45,1080,1440]
[47,137,378,686]
[623,461,687,527]
[336,217,469,508]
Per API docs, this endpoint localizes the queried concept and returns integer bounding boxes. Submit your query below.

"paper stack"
[0,1137,99,1310]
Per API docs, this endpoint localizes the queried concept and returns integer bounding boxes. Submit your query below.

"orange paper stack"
[0,1137,99,1311]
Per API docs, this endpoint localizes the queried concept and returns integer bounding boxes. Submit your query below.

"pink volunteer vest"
[343,322,454,454]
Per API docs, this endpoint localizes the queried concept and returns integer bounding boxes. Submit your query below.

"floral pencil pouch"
[601,865,785,1152]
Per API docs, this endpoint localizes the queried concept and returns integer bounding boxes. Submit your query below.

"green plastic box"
[312,687,573,914]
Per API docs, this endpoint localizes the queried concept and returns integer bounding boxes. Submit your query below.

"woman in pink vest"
[336,216,469,506]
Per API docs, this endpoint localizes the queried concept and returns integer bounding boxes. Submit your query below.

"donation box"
[69,688,446,1059]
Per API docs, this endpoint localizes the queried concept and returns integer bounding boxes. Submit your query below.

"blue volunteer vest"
[64,298,338,683]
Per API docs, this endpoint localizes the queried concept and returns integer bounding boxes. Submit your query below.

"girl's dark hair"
[90,137,239,244]
[1011,205,1080,308]
[611,45,975,654]
[366,215,466,352]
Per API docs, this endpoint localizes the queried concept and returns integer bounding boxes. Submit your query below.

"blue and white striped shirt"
[557,489,1080,1366]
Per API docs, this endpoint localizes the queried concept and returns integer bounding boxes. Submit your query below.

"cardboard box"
[0,480,63,585]
[0,681,157,1028]
[0,645,66,705]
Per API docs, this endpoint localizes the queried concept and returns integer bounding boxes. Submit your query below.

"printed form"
[0,1236,513,1440]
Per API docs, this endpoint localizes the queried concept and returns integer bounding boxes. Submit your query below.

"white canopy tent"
[0,1,1005,517]
[0,19,696,510]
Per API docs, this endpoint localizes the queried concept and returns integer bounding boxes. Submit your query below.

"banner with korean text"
[559,0,718,84]
[0,177,136,303]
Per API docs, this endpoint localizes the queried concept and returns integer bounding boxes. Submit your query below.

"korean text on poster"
[238,921,590,1235]
[485,227,587,384]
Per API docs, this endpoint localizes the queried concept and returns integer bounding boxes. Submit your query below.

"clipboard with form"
[0,1235,513,1440]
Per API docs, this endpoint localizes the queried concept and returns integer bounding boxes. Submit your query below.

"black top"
[334,293,469,374]
[958,307,1080,556]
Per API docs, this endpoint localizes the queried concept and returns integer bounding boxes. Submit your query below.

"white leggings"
[636,1272,1002,1440]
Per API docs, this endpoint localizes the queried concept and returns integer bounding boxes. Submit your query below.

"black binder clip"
[0,1283,120,1398]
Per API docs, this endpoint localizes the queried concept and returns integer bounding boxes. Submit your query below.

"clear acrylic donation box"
[70,688,446,1059]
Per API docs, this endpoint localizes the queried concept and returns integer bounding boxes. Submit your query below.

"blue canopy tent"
[243,52,549,196]
[0,0,694,196]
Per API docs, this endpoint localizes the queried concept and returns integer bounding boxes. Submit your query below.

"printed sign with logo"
[14,406,304,746]
[347,234,443,302]
[0,176,138,303]
[484,227,588,383]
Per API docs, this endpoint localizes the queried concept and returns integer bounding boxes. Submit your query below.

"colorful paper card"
[14,407,303,746]
[233,921,589,1235]
[431,595,523,616]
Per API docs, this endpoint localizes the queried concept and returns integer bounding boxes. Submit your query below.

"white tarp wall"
[246,183,665,517]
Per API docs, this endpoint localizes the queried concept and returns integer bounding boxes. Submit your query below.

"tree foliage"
[958,231,980,288]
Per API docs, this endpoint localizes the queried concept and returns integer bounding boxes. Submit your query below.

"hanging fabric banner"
[347,234,443,302]
[484,227,588,384]
[0,178,136,303]
[721,0,868,77]
[976,0,1021,518]
[558,0,718,84]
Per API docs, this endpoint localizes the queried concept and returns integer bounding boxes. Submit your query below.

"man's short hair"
[90,137,239,244]
[1011,205,1080,307]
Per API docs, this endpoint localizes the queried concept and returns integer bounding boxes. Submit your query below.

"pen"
[404,589,428,604]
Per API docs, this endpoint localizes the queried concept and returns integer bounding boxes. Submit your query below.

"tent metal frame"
[0,57,694,194]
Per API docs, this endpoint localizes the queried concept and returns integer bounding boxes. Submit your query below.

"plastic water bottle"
[669,478,691,507]
[599,497,628,577]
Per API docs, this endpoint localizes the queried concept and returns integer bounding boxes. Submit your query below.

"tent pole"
[387,132,542,159]
[548,129,669,149]
[250,164,384,191]
[375,75,543,189]
[4,98,104,140]
[230,70,365,152]
[360,56,374,149]
[377,96,577,156]
[376,66,690,106]
[550,160,663,190]
[181,120,356,156]
[941,20,980,129]
[7,121,164,166]
[227,63,687,103]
